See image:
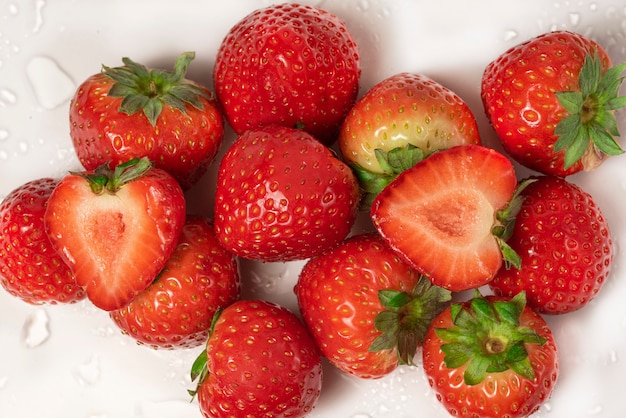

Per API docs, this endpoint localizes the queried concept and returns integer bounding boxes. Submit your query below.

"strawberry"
[370,144,521,292]
[190,299,322,418]
[110,216,240,349]
[481,30,626,177]
[213,124,360,262]
[422,292,559,418]
[489,175,613,314]
[339,72,481,205]
[213,3,360,145]
[44,158,186,311]
[70,52,224,189]
[295,233,451,379]
[0,178,85,305]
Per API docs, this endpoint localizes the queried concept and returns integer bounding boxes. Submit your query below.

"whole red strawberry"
[481,30,626,177]
[213,3,360,145]
[490,175,613,314]
[0,178,85,305]
[371,144,521,292]
[190,299,322,418]
[70,52,224,189]
[110,216,240,349]
[422,292,559,418]
[339,72,481,205]
[214,124,360,262]
[44,158,186,311]
[295,233,450,379]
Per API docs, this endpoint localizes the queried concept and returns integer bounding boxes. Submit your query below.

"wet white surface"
[1,1,626,417]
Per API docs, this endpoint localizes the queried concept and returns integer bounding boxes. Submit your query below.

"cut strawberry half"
[370,145,519,292]
[45,158,186,311]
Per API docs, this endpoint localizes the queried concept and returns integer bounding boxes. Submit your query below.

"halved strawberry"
[370,145,519,292]
[44,158,186,311]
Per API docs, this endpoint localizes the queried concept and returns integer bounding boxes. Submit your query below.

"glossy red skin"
[423,295,559,418]
[0,178,85,304]
[70,73,224,189]
[339,72,481,173]
[44,167,186,311]
[214,125,360,262]
[481,30,611,177]
[213,3,360,145]
[295,233,423,379]
[197,300,322,418]
[490,176,613,314]
[110,216,240,349]
[371,145,518,291]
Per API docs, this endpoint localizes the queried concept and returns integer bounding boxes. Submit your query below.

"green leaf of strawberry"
[554,53,626,168]
[296,233,450,379]
[340,72,481,207]
[435,292,546,385]
[70,52,225,189]
[370,276,451,365]
[482,30,626,176]
[104,52,210,126]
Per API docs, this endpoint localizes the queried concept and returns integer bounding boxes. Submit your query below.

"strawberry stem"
[554,51,626,169]
[351,144,425,209]
[369,276,451,365]
[72,157,153,195]
[103,52,210,126]
[493,178,537,269]
[435,291,546,385]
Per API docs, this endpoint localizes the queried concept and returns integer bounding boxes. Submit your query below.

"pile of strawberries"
[1,3,624,418]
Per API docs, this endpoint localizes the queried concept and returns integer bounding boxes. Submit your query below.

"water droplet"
[22,308,50,348]
[0,375,8,389]
[18,140,28,153]
[25,56,75,110]
[33,0,46,33]
[0,88,17,106]
[504,29,518,42]
[569,12,581,26]
[0,128,9,141]
[589,2,598,12]
[7,3,19,15]
[356,0,370,12]
[588,404,603,415]
[72,354,101,386]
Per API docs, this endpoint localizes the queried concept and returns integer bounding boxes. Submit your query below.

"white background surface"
[1,1,626,417]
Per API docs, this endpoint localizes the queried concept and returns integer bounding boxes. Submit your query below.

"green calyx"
[491,178,536,270]
[435,291,546,386]
[188,307,222,400]
[369,276,451,365]
[73,157,153,195]
[352,144,425,208]
[103,51,210,126]
[554,51,626,169]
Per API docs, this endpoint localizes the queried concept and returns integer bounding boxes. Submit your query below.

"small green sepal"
[492,178,536,270]
[369,276,451,365]
[71,157,153,195]
[435,291,546,386]
[103,51,210,126]
[554,51,626,169]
